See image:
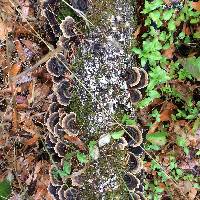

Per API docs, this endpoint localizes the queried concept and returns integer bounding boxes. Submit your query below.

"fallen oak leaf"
[64,134,85,150]
[133,25,141,39]
[192,1,200,11]
[162,44,175,59]
[24,134,39,146]
[9,63,22,77]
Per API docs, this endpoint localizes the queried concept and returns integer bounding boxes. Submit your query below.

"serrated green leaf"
[132,47,142,55]
[163,9,174,21]
[88,141,97,159]
[111,130,124,140]
[63,161,71,175]
[168,19,176,31]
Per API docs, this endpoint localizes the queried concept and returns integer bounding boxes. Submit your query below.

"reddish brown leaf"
[64,135,85,150]
[162,44,175,59]
[192,1,200,11]
[24,134,39,146]
[133,25,141,39]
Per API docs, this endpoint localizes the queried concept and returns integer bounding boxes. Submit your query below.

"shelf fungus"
[60,16,76,38]
[46,54,67,77]
[127,152,142,174]
[48,183,61,200]
[61,112,78,136]
[54,80,72,106]
[47,112,59,133]
[54,142,69,157]
[132,68,148,89]
[124,125,143,147]
[123,172,140,192]
[123,67,141,87]
[129,89,142,104]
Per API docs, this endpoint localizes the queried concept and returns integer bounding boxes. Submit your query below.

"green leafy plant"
[111,130,124,140]
[176,136,189,155]
[146,131,167,146]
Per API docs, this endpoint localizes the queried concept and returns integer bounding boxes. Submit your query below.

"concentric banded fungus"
[64,187,80,200]
[52,75,65,84]
[71,170,85,187]
[123,67,141,87]
[129,89,142,104]
[129,193,140,200]
[49,165,63,186]
[58,36,69,49]
[136,191,146,200]
[123,172,140,192]
[54,123,65,138]
[61,112,78,136]
[46,54,67,77]
[45,135,56,154]
[127,152,141,174]
[49,102,60,114]
[117,137,128,150]
[48,183,60,200]
[70,0,88,12]
[60,16,76,38]
[54,142,69,157]
[55,80,72,106]
[47,112,59,133]
[124,125,143,147]
[131,68,148,89]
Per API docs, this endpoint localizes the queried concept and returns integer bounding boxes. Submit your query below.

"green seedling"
[146,131,167,146]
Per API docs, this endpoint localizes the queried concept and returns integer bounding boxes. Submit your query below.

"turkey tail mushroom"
[123,172,140,192]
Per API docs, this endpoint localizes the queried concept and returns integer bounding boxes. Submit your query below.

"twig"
[11,46,63,82]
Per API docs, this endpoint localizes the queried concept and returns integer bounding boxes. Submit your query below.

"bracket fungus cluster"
[123,67,148,104]
[43,0,148,199]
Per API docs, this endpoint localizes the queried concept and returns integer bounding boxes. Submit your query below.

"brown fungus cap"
[48,183,60,200]
[127,152,142,174]
[129,89,142,104]
[131,68,148,89]
[123,67,141,87]
[49,102,60,114]
[54,142,69,157]
[124,125,143,147]
[46,112,59,133]
[60,16,76,38]
[54,123,66,138]
[55,80,72,106]
[64,187,80,200]
[123,172,140,192]
[61,112,78,136]
[46,54,67,77]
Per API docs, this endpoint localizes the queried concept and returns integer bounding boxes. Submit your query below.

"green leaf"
[122,115,136,125]
[196,150,200,156]
[193,32,200,39]
[111,130,124,140]
[88,141,97,159]
[77,152,88,164]
[163,9,174,21]
[179,57,200,80]
[168,19,176,31]
[132,47,142,55]
[146,131,167,146]
[63,161,71,175]
[0,180,12,200]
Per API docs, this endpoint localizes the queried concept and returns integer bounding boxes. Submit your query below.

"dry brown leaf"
[160,102,177,121]
[9,63,22,77]
[133,25,141,39]
[163,44,175,59]
[183,23,191,36]
[192,1,200,11]
[15,39,26,62]
[188,187,197,200]
[64,134,86,150]
[24,134,39,146]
